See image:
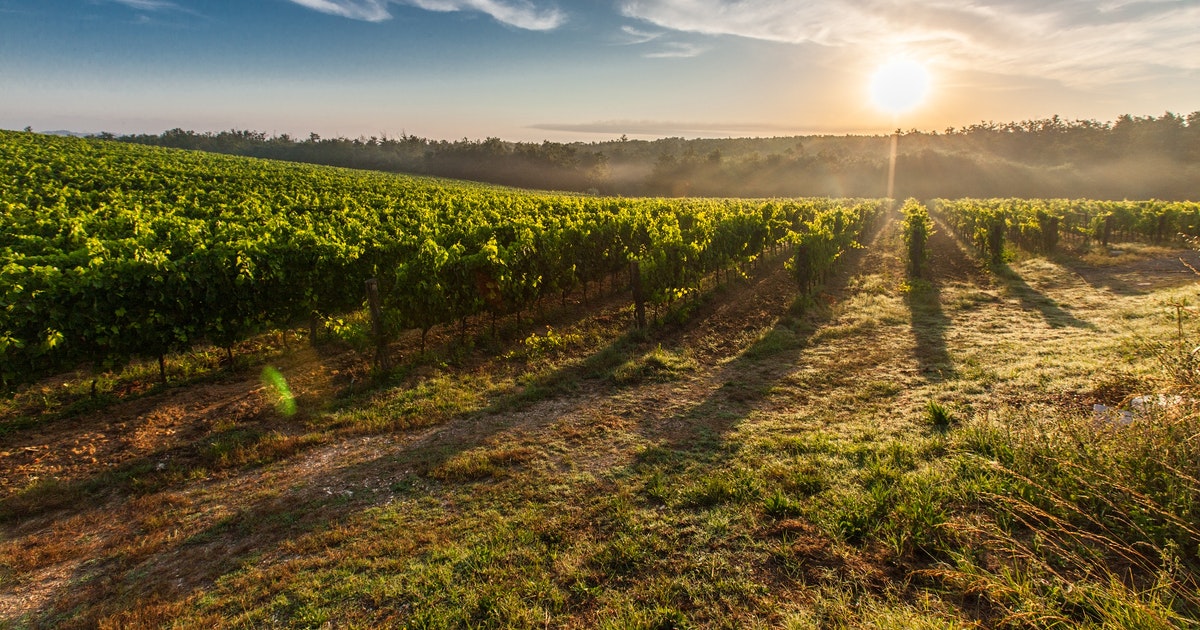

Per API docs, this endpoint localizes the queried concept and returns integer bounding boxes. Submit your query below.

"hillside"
[2,130,877,390]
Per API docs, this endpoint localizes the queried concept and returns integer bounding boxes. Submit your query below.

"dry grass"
[3,211,1200,628]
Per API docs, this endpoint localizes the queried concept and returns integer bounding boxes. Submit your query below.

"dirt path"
[4,209,1196,627]
[0,237,817,624]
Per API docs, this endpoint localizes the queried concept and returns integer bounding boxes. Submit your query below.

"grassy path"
[4,210,1199,627]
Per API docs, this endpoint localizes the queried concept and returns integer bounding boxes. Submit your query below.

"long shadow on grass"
[994,263,1094,329]
[611,217,916,598]
[0,234,877,626]
[0,264,777,626]
[0,321,637,624]
[633,219,887,457]
[0,271,647,524]
[637,323,814,458]
[904,281,956,382]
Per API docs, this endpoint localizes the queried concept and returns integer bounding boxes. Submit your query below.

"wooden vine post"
[365,278,390,371]
[630,261,646,330]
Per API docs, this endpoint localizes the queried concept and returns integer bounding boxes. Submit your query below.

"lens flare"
[261,366,297,416]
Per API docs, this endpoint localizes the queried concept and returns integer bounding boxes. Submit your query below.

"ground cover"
[2,209,1198,628]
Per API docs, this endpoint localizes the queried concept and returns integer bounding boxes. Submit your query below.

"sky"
[1,0,1198,142]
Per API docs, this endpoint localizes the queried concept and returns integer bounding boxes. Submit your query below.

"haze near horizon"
[2,0,1198,142]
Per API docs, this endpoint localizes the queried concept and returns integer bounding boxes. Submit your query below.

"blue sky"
[2,0,1198,141]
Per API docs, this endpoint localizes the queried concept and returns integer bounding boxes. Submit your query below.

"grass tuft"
[764,490,802,519]
[610,346,697,386]
[924,399,953,430]
[428,445,536,482]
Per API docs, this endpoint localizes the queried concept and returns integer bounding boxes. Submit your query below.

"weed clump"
[937,408,1200,626]
[764,490,801,519]
[924,399,953,430]
[610,346,696,386]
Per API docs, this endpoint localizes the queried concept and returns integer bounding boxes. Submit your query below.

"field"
[2,135,1200,628]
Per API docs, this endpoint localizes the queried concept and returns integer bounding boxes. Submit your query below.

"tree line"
[105,111,1200,200]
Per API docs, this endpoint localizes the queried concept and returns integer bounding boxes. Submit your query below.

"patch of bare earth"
[0,346,359,621]
[0,269,651,625]
[3,209,1196,626]
[1071,247,1200,293]
[0,211,917,625]
[0,235,833,626]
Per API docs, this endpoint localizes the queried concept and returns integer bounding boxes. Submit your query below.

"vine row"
[1,131,881,386]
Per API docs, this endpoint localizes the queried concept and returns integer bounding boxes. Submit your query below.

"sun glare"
[869,58,931,115]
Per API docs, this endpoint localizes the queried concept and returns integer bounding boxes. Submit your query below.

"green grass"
[609,345,698,386]
[5,214,1200,628]
[925,399,953,429]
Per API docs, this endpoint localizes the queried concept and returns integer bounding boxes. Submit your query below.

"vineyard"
[1,130,881,388]
[3,132,1200,628]
[933,197,1200,263]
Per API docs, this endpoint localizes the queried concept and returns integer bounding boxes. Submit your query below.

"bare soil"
[2,212,1196,626]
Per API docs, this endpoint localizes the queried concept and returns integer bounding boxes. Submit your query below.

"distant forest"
[107,112,1200,200]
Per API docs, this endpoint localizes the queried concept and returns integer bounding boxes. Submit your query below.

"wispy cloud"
[287,0,390,22]
[103,0,206,22]
[409,0,565,30]
[617,0,1200,83]
[615,24,706,58]
[618,25,663,45]
[285,0,565,30]
[107,0,180,10]
[643,41,707,58]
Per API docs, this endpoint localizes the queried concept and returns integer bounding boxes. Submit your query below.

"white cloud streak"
[619,25,664,45]
[285,0,565,30]
[286,0,391,22]
[643,41,707,58]
[618,0,1200,84]
[616,24,706,57]
[107,0,180,10]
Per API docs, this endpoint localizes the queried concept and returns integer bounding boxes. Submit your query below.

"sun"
[869,58,931,115]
